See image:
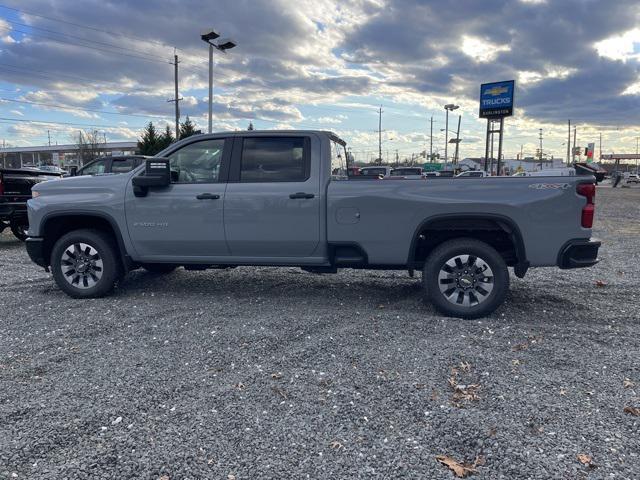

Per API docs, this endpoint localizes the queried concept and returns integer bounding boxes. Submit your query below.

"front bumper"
[26,236,47,268]
[0,202,27,221]
[557,238,601,269]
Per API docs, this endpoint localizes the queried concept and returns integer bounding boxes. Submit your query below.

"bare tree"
[72,129,103,165]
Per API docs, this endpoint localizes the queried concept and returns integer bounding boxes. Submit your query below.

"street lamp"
[443,103,459,164]
[201,29,237,134]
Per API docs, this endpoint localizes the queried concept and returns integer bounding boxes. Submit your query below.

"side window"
[240,137,307,183]
[111,158,136,174]
[80,159,107,175]
[330,141,347,180]
[167,139,225,184]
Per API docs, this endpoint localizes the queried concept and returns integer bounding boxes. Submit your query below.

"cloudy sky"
[0,0,639,162]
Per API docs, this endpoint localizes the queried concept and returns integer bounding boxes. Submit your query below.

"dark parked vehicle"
[0,167,62,240]
[68,155,148,177]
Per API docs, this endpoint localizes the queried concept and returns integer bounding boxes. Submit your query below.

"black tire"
[422,238,509,319]
[10,220,29,242]
[142,263,178,274]
[51,229,120,298]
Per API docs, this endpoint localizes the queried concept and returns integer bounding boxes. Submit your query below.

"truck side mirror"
[132,158,170,197]
[69,165,78,177]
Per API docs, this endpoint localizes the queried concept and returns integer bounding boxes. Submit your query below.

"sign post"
[480,80,515,175]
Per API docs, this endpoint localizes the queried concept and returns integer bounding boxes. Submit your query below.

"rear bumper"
[26,236,47,267]
[557,238,601,269]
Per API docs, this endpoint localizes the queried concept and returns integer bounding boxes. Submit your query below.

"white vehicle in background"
[359,166,393,178]
[456,170,488,178]
[391,167,424,179]
[627,173,640,184]
[423,171,440,177]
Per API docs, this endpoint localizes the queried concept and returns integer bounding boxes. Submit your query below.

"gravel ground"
[1,186,639,480]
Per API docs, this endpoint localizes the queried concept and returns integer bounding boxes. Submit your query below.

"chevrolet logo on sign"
[484,86,509,96]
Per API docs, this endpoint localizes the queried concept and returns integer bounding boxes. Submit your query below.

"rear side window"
[240,137,307,183]
[111,158,137,173]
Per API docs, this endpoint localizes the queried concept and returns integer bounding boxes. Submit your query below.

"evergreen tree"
[247,122,254,130]
[157,125,174,152]
[179,116,198,139]
[137,122,160,155]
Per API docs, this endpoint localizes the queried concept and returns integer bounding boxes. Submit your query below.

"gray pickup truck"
[25,130,599,318]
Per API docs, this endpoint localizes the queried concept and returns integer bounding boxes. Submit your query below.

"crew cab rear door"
[124,137,231,259]
[223,134,320,258]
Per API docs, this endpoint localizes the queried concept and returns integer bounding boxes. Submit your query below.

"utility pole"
[572,125,577,163]
[453,115,461,168]
[444,109,449,163]
[599,132,603,162]
[47,130,51,146]
[520,144,523,160]
[378,106,383,164]
[567,120,571,165]
[168,52,183,140]
[395,149,399,166]
[538,128,543,169]
[429,116,433,161]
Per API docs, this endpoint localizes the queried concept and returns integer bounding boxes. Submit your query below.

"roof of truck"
[204,130,346,145]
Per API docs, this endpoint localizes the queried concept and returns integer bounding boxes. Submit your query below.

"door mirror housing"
[69,165,78,177]
[132,158,171,197]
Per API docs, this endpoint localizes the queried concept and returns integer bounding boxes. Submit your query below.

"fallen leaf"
[560,388,567,396]
[474,455,486,467]
[623,378,634,389]
[577,454,592,465]
[512,359,521,366]
[436,455,477,478]
[272,386,288,400]
[234,382,245,390]
[271,372,282,380]
[595,280,607,287]
[159,476,170,480]
[624,406,640,416]
[329,440,344,450]
[459,361,471,372]
[228,475,236,480]
[512,342,529,351]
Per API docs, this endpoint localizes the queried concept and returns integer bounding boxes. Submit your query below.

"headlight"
[32,191,40,198]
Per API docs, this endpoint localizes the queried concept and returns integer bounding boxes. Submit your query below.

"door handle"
[196,193,220,200]
[289,192,315,199]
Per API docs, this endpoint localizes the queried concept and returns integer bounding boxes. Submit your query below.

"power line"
[0,25,171,65]
[0,4,172,48]
[2,18,170,63]
[0,115,150,129]
[0,97,170,120]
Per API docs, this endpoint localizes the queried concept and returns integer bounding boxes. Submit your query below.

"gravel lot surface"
[1,186,639,479]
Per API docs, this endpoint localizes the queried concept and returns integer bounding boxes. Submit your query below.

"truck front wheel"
[423,238,509,319]
[51,229,120,298]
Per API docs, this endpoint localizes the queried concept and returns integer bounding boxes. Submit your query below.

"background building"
[0,142,137,169]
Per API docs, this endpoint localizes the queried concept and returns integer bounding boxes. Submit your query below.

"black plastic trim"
[557,238,600,269]
[25,236,46,267]
[407,213,528,270]
[39,211,132,270]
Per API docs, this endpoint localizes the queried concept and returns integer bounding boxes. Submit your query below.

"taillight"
[577,183,595,228]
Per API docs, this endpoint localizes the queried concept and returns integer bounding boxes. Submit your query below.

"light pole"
[444,104,459,165]
[201,29,237,134]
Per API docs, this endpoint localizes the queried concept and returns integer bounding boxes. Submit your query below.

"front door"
[224,135,321,258]
[125,137,230,260]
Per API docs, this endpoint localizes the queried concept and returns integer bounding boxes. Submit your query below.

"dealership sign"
[479,80,515,118]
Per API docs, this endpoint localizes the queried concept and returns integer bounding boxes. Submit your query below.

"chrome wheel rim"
[60,242,103,289]
[437,254,494,307]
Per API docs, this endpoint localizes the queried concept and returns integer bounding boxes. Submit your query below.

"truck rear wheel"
[422,238,509,319]
[51,229,120,298]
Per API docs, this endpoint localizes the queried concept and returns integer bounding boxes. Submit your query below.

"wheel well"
[411,217,524,268]
[41,215,125,268]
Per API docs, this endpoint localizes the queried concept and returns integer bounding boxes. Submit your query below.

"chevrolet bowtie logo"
[484,86,509,96]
